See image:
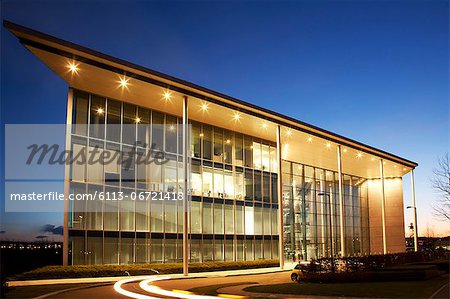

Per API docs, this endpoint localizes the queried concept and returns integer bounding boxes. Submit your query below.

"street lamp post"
[318,192,334,272]
[406,206,418,252]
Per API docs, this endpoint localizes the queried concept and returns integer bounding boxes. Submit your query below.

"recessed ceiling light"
[262,123,268,129]
[326,142,331,148]
[119,76,129,88]
[135,117,141,123]
[307,137,313,143]
[163,90,172,101]
[201,102,209,112]
[286,129,292,137]
[233,112,241,121]
[371,157,375,161]
[199,133,204,137]
[403,168,407,171]
[343,148,348,153]
[68,62,78,73]
[356,152,363,159]
[226,139,231,144]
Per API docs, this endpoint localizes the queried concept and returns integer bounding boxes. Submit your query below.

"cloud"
[40,224,63,235]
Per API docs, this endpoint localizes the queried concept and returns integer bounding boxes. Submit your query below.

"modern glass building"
[5,21,418,270]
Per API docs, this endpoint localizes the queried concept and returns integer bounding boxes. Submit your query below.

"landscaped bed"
[10,259,279,281]
[244,274,449,299]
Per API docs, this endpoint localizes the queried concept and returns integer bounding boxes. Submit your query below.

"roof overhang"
[4,20,418,179]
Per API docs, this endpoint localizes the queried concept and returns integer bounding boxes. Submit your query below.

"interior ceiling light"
[286,129,292,136]
[96,107,104,115]
[135,117,141,123]
[307,137,313,143]
[343,148,347,153]
[226,139,231,144]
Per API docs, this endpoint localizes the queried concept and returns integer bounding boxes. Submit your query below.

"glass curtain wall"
[68,90,279,265]
[282,160,370,262]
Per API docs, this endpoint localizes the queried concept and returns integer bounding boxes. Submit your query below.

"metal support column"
[337,145,346,257]
[411,170,418,252]
[63,87,73,266]
[276,125,284,269]
[379,159,387,254]
[182,96,189,275]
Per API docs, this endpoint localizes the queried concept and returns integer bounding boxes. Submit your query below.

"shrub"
[12,259,279,281]
[304,250,447,274]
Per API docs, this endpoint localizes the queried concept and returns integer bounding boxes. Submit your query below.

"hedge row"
[13,259,279,281]
[304,250,447,273]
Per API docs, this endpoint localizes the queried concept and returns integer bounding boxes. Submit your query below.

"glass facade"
[68,90,279,264]
[68,89,371,265]
[281,161,370,261]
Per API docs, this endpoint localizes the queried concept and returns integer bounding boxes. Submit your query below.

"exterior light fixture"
[201,102,209,112]
[307,137,313,143]
[233,112,241,121]
[96,107,104,115]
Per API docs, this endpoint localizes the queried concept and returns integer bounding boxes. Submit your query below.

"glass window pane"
[213,128,223,162]
[107,100,121,142]
[202,125,212,160]
[89,95,105,139]
[165,115,177,153]
[235,133,243,166]
[191,122,201,158]
[214,202,224,234]
[73,91,88,136]
[152,111,164,151]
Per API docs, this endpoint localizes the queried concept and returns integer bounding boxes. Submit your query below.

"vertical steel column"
[337,145,346,257]
[182,96,189,276]
[276,125,284,269]
[379,159,387,254]
[63,88,73,266]
[411,170,418,252]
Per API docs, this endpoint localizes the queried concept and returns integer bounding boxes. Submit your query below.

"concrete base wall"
[367,178,406,254]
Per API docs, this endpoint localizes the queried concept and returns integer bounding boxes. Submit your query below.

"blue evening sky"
[1,0,448,240]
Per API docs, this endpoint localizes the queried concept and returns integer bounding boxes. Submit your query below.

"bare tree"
[431,153,450,221]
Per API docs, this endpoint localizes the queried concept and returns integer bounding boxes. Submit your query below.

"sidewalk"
[6,265,291,287]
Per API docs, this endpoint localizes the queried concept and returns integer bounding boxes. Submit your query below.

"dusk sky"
[1,0,449,240]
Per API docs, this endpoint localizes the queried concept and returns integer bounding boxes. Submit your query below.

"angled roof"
[3,20,417,169]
